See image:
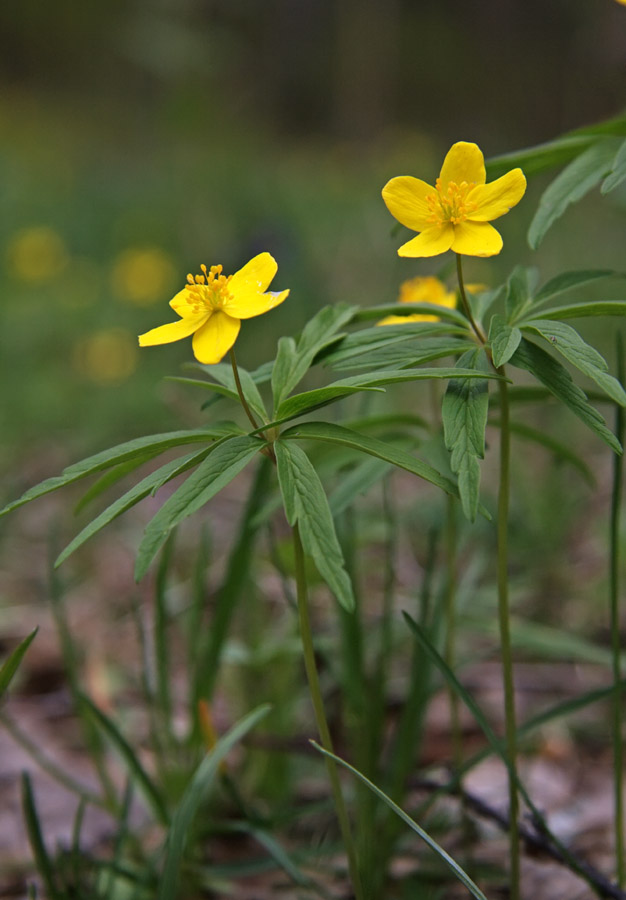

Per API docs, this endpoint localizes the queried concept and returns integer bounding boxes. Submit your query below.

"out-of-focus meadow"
[1,0,625,469]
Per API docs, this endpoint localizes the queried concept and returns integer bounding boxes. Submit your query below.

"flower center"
[426,178,477,227]
[184,264,232,313]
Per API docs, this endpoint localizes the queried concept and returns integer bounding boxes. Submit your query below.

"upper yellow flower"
[378,275,456,325]
[138,252,289,364]
[382,142,526,258]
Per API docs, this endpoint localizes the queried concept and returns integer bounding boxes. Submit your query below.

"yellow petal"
[382,176,436,231]
[439,142,486,188]
[228,252,278,296]
[467,168,526,222]
[378,313,439,325]
[225,288,289,320]
[169,287,198,317]
[399,275,455,308]
[192,311,241,364]
[138,314,208,347]
[450,221,503,257]
[397,225,454,258]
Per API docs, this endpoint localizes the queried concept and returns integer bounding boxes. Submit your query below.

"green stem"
[229,348,261,432]
[610,334,625,888]
[444,493,463,771]
[292,523,364,900]
[456,254,485,344]
[496,374,521,900]
[456,254,520,894]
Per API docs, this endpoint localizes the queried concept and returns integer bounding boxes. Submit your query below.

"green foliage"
[275,439,354,611]
[0,629,37,697]
[441,349,491,522]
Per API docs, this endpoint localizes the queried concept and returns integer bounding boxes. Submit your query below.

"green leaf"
[311,743,489,900]
[21,774,62,900]
[529,301,626,320]
[0,629,37,697]
[280,420,471,504]
[488,315,522,368]
[522,320,626,406]
[504,265,538,320]
[272,303,357,407]
[158,705,270,900]
[531,269,619,307]
[330,455,395,516]
[329,337,474,372]
[274,367,500,425]
[80,693,169,825]
[323,321,469,368]
[490,418,594,485]
[510,338,622,454]
[602,136,626,193]
[55,448,213,568]
[528,137,622,249]
[351,303,469,326]
[135,435,265,581]
[0,429,228,518]
[189,361,269,423]
[487,135,598,179]
[74,452,163,514]
[275,440,354,611]
[441,349,491,522]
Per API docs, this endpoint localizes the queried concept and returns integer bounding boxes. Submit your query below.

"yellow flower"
[382,142,526,258]
[138,252,289,364]
[378,275,456,325]
[7,226,69,283]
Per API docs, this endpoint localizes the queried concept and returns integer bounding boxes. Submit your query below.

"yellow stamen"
[425,178,478,227]
[184,263,233,313]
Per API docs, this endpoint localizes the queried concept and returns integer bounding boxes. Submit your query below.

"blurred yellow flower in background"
[378,276,456,325]
[139,252,289,364]
[382,141,526,258]
[112,247,177,306]
[7,226,69,283]
[74,328,138,384]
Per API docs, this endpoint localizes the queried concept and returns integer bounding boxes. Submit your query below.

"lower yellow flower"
[378,276,456,325]
[382,141,526,258]
[138,252,289,364]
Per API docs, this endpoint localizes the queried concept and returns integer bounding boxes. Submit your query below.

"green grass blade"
[158,704,271,900]
[21,773,64,900]
[0,628,37,696]
[79,693,169,826]
[311,743,489,900]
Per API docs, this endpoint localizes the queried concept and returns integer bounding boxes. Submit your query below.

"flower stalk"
[457,254,520,899]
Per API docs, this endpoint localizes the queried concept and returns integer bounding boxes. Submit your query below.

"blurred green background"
[1,0,625,474]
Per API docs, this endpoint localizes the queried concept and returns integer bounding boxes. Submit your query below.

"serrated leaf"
[504,266,539,320]
[275,440,354,611]
[487,135,598,179]
[522,320,626,406]
[510,338,622,454]
[74,452,162,514]
[56,448,213,567]
[532,269,618,307]
[280,420,464,501]
[530,301,626,320]
[0,629,37,696]
[528,137,622,249]
[135,436,265,581]
[274,367,500,425]
[442,349,491,522]
[488,316,522,367]
[0,429,228,518]
[272,304,357,407]
[601,136,626,193]
[329,337,474,372]
[324,321,469,368]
